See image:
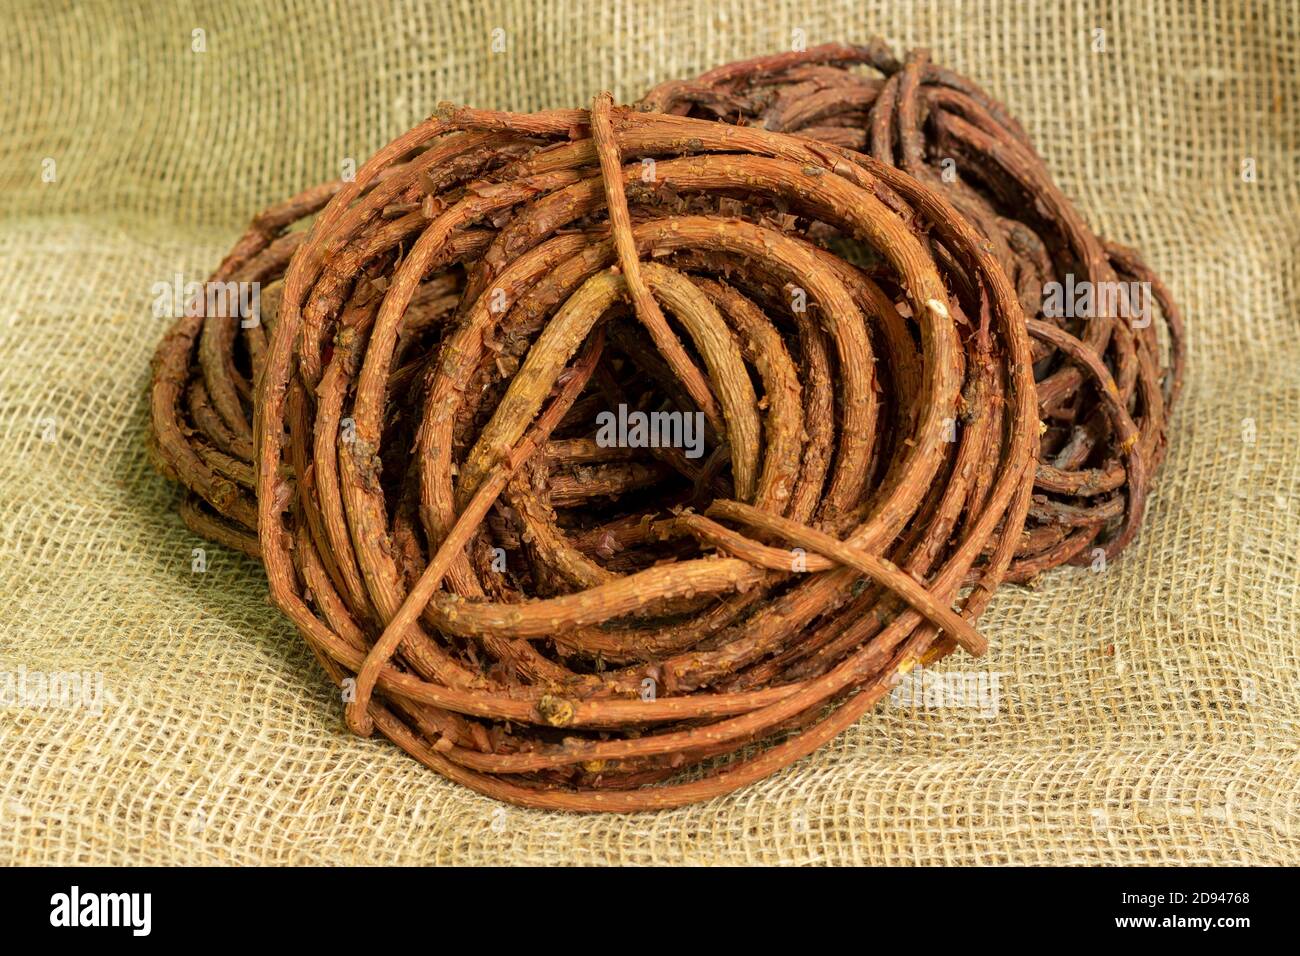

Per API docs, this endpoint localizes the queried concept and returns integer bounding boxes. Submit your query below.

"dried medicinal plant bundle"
[143,42,1184,809]
[247,96,1040,809]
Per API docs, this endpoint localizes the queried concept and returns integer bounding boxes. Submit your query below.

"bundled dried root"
[144,41,1184,809]
[642,41,1186,577]
[243,96,1038,810]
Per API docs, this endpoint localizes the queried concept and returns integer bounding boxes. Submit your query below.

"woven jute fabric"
[1,0,1296,865]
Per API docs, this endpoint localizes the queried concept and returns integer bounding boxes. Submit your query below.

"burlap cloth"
[1,0,1296,866]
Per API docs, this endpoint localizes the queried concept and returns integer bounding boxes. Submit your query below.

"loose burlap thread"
[0,0,1296,864]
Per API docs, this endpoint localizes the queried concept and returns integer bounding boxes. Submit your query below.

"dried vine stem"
[640,40,1186,578]
[244,96,1037,811]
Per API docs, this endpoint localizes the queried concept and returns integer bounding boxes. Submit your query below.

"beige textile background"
[0,0,1297,865]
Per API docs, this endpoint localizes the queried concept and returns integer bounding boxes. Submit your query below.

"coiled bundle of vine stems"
[247,95,1037,810]
[147,42,1183,809]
